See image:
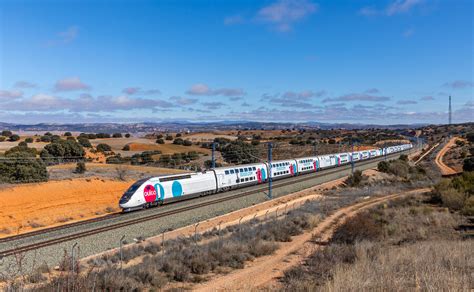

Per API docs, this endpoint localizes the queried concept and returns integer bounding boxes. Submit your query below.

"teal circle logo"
[172,181,183,197]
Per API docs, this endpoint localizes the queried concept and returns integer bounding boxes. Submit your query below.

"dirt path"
[435,137,459,176]
[193,188,430,291]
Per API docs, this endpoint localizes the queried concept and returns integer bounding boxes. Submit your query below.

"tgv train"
[119,143,413,211]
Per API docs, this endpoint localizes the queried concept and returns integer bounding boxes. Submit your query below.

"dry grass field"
[0,164,186,237]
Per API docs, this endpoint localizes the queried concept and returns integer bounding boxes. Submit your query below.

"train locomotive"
[119,143,413,212]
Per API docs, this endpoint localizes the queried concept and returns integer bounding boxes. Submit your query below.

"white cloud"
[54,77,90,91]
[359,0,423,17]
[0,90,23,99]
[186,84,245,97]
[257,0,318,32]
[45,26,79,47]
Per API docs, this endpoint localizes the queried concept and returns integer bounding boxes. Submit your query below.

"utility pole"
[351,140,355,175]
[449,95,452,126]
[268,142,273,199]
[211,142,216,168]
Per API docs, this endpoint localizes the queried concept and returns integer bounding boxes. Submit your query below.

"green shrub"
[183,140,192,146]
[0,152,48,183]
[462,196,474,216]
[112,133,122,138]
[75,162,86,174]
[345,170,364,187]
[125,133,131,138]
[156,138,165,144]
[0,136,6,142]
[96,143,112,153]
[64,132,72,137]
[78,137,92,148]
[9,134,20,142]
[173,138,184,145]
[377,161,389,173]
[463,157,474,172]
[1,130,12,137]
[25,137,33,143]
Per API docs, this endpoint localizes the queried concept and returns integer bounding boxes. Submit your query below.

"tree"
[75,162,86,174]
[112,133,123,138]
[156,138,165,144]
[96,143,112,153]
[173,138,184,145]
[176,133,182,137]
[42,139,85,163]
[25,137,33,143]
[0,151,48,183]
[1,130,12,137]
[122,144,130,151]
[125,133,131,138]
[40,135,52,142]
[18,141,28,147]
[78,137,92,148]
[9,134,20,142]
[64,132,72,137]
[165,135,173,141]
[183,140,193,146]
[96,133,111,138]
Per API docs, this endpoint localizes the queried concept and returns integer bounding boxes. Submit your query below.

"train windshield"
[120,178,148,204]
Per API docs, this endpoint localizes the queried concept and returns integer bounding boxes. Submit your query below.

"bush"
[40,135,52,142]
[463,157,474,172]
[0,136,5,142]
[106,155,125,164]
[156,138,165,144]
[399,154,408,161]
[377,161,390,173]
[183,140,192,146]
[1,130,12,137]
[96,133,111,138]
[0,152,48,183]
[176,133,182,137]
[345,170,364,187]
[9,134,20,142]
[165,135,173,141]
[18,141,27,147]
[122,144,130,151]
[331,212,383,244]
[75,162,86,174]
[96,143,112,153]
[112,133,122,138]
[41,140,85,163]
[125,133,131,138]
[25,137,33,143]
[466,132,474,143]
[78,137,92,148]
[173,138,184,145]
[64,132,72,137]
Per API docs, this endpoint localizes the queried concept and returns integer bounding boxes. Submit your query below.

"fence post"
[194,223,200,245]
[119,235,125,269]
[71,242,78,273]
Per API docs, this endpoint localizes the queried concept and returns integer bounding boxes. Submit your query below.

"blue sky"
[0,0,472,124]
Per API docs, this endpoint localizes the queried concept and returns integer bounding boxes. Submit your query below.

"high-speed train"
[119,143,413,211]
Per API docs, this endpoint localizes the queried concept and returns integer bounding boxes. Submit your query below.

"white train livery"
[119,143,413,211]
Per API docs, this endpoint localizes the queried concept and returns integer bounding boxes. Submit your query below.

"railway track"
[0,151,412,258]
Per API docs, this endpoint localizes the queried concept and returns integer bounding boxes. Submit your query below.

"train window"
[225,170,229,175]
[252,167,256,171]
[236,179,239,183]
[230,169,234,174]
[244,168,248,172]
[239,168,243,173]
[245,178,249,182]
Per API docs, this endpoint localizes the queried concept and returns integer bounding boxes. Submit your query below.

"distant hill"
[0,121,431,134]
